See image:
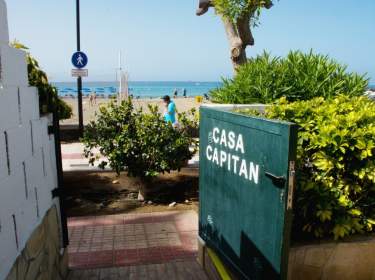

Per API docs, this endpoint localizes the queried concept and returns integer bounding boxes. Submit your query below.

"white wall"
[0,1,60,279]
[0,0,9,45]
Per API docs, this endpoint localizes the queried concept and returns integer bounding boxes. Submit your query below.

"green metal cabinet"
[199,106,297,280]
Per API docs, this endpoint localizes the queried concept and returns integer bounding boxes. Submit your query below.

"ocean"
[53,81,222,98]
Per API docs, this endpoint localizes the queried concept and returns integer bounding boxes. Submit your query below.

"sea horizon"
[53,81,222,98]
[53,80,375,98]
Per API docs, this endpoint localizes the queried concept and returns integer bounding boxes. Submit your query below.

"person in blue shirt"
[162,95,176,124]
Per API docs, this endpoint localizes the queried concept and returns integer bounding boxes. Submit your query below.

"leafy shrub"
[213,0,273,25]
[238,95,375,240]
[82,100,197,179]
[12,41,72,120]
[211,51,368,104]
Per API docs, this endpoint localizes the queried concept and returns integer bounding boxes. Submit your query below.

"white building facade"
[0,1,68,279]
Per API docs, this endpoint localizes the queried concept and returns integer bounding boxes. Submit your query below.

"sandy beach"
[60,97,209,125]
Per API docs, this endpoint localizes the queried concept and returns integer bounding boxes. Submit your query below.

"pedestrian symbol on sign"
[71,51,88,69]
[77,54,84,66]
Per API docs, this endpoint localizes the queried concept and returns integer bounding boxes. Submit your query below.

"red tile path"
[68,211,199,269]
[67,260,208,280]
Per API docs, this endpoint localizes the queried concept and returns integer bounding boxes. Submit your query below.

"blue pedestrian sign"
[71,51,88,69]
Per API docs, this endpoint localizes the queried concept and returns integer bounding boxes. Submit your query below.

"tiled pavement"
[61,143,199,171]
[61,143,107,171]
[67,211,207,279]
[67,260,207,280]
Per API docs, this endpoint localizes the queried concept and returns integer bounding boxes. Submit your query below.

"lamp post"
[76,0,84,135]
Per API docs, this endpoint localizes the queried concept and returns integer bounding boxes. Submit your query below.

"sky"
[5,0,375,83]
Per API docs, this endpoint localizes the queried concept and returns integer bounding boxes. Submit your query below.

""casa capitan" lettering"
[206,127,260,184]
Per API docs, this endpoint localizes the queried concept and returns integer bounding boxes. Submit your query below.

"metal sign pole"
[51,103,69,248]
[76,0,84,135]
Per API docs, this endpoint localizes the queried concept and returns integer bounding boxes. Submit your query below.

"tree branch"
[237,12,254,47]
[264,1,273,9]
[196,0,213,16]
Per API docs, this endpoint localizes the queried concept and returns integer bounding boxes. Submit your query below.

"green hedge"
[211,51,368,104]
[238,95,375,240]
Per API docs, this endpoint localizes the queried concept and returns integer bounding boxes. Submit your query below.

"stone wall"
[288,236,375,280]
[199,236,375,279]
[5,206,69,280]
[0,1,67,279]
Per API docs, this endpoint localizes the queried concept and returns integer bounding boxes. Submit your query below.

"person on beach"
[89,94,93,107]
[183,88,187,98]
[162,95,176,125]
[173,89,178,99]
[89,92,97,106]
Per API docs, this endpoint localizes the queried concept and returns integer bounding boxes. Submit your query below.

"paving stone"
[5,265,17,280]
[304,247,330,268]
[68,260,207,280]
[5,206,68,280]
[293,246,306,265]
[68,211,198,269]
[322,243,375,280]
[16,253,28,280]
[66,211,206,279]
[36,271,50,280]
[292,264,322,280]
[60,250,70,278]
[25,219,46,259]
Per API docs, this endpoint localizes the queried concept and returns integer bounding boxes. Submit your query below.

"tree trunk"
[138,176,154,201]
[222,17,248,71]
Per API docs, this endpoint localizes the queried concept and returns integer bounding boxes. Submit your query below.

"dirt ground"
[63,167,199,217]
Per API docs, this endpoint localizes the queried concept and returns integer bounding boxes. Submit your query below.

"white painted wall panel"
[0,87,19,131]
[25,151,44,191]
[7,124,32,174]
[19,86,39,122]
[0,2,60,278]
[0,45,28,87]
[0,169,25,216]
[0,215,18,280]
[0,131,7,180]
[31,119,45,153]
[0,173,39,279]
[35,184,53,221]
[41,130,56,192]
[48,136,58,189]
[16,195,39,250]
[0,0,9,44]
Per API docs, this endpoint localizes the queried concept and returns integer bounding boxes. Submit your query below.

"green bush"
[211,51,368,104]
[238,95,375,240]
[12,41,72,120]
[82,100,197,179]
